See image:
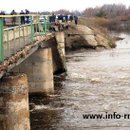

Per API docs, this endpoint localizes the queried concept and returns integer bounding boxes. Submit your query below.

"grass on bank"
[78,17,117,48]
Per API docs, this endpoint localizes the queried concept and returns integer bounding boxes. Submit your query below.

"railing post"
[0,17,4,63]
[30,16,34,42]
[18,16,21,49]
[47,17,50,32]
[44,16,47,35]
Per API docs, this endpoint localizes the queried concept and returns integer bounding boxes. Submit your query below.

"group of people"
[0,10,78,26]
[0,9,30,26]
[10,9,30,25]
[49,14,78,25]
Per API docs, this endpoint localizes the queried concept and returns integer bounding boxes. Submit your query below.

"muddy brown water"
[30,32,130,130]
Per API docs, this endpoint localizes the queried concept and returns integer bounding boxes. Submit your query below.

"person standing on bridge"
[0,11,6,26]
[65,15,68,23]
[69,15,73,22]
[52,13,56,23]
[20,10,25,24]
[10,10,17,26]
[25,9,30,24]
[74,15,78,25]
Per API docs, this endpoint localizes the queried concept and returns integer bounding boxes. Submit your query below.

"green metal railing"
[30,16,34,42]
[0,18,4,63]
[0,14,51,63]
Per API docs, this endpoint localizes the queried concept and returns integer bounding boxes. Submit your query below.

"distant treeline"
[50,4,130,19]
[83,4,130,18]
[49,4,130,19]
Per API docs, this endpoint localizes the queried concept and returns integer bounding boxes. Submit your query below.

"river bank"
[65,18,116,51]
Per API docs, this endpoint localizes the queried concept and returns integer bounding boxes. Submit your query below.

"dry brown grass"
[79,16,130,32]
[79,17,109,38]
[78,16,116,48]
[79,17,111,29]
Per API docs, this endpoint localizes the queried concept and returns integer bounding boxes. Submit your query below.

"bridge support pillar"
[0,74,30,130]
[29,48,54,95]
[55,32,66,72]
[11,48,54,95]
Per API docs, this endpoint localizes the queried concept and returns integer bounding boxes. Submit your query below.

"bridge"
[0,14,67,130]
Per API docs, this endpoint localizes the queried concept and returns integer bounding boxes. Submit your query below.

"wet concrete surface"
[30,32,130,130]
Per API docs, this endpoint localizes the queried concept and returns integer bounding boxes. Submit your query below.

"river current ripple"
[31,32,130,130]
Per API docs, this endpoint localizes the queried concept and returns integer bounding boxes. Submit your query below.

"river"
[30,32,130,130]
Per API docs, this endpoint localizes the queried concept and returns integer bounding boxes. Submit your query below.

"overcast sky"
[1,0,130,13]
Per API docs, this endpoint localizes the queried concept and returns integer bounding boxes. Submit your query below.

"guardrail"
[0,14,51,63]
